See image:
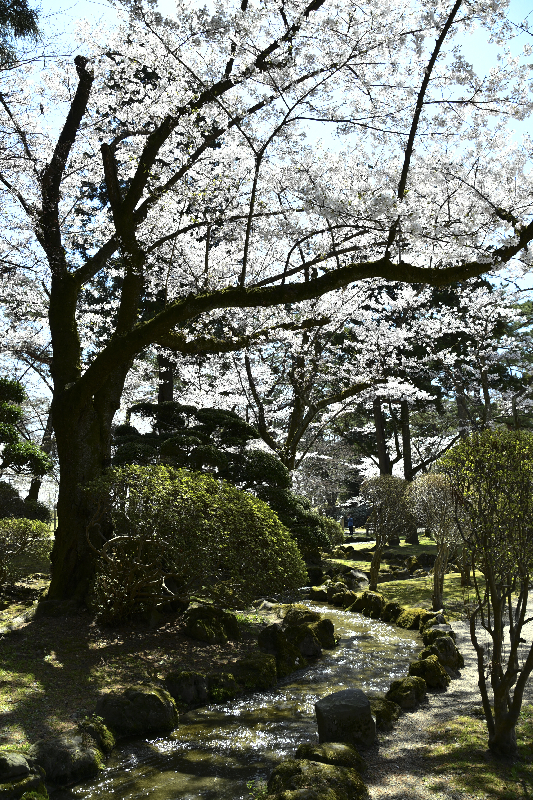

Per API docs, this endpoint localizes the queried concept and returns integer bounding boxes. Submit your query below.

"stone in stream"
[0,751,46,799]
[29,735,104,786]
[258,623,307,677]
[308,618,336,649]
[266,758,369,800]
[182,605,240,644]
[295,741,367,773]
[419,635,464,672]
[369,697,402,731]
[284,623,323,658]
[385,676,426,709]
[95,685,178,738]
[315,688,376,749]
[164,669,209,707]
[409,654,451,689]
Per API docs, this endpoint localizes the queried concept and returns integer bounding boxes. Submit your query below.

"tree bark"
[157,353,174,404]
[373,398,392,475]
[432,542,447,611]
[26,408,54,501]
[400,399,413,482]
[369,547,383,592]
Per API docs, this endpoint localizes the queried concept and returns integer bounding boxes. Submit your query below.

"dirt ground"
[0,577,267,753]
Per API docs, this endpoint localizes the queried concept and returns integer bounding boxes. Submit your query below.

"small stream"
[53,604,421,800]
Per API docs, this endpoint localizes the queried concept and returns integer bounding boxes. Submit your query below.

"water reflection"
[52,604,420,800]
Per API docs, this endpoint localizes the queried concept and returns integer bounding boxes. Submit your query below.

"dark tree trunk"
[157,352,174,403]
[47,371,128,602]
[26,408,54,501]
[400,399,413,482]
[373,398,392,475]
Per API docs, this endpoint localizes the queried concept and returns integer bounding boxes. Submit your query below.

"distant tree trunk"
[26,408,54,501]
[400,399,413,482]
[373,398,392,475]
[455,390,469,437]
[369,547,383,592]
[458,545,471,587]
[157,353,174,403]
[432,542,448,611]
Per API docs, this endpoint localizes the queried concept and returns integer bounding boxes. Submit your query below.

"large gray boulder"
[29,735,104,786]
[0,751,46,798]
[315,688,376,749]
[95,685,178,738]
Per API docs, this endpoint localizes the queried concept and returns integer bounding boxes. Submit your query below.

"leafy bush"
[86,465,308,623]
[255,485,332,553]
[0,518,52,585]
[361,475,414,589]
[0,480,51,522]
[440,429,533,757]
[320,516,344,546]
[407,472,461,610]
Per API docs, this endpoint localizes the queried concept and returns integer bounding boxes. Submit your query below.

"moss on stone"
[409,654,451,689]
[79,714,115,754]
[385,676,426,709]
[235,652,277,691]
[309,618,336,649]
[207,671,240,702]
[379,601,402,623]
[267,758,369,800]
[369,697,401,731]
[396,607,426,630]
[295,742,367,774]
[283,605,322,627]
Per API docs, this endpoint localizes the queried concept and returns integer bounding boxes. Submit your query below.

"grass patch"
[422,704,533,799]
[379,572,484,619]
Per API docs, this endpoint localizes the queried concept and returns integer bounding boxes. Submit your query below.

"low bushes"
[86,465,308,623]
[0,518,52,586]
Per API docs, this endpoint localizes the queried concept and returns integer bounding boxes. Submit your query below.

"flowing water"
[52,603,421,800]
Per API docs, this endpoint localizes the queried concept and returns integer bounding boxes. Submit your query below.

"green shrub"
[0,481,51,523]
[0,517,52,585]
[86,465,308,623]
[255,485,331,553]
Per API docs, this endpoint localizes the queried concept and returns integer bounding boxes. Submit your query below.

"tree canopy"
[0,0,532,601]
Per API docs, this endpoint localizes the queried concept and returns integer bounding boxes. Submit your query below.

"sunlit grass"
[422,704,533,799]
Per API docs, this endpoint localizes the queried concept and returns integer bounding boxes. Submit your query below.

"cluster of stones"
[0,603,337,798]
[263,604,464,800]
[309,549,437,596]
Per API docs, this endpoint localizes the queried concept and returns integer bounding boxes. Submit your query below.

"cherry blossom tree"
[0,0,532,603]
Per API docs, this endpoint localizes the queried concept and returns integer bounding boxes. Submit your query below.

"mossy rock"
[379,601,403,623]
[78,714,115,753]
[369,697,401,731]
[418,611,438,633]
[285,623,322,658]
[295,742,367,774]
[20,792,49,800]
[405,556,419,572]
[309,618,336,649]
[234,652,277,691]
[327,582,348,603]
[361,591,384,619]
[409,654,450,689]
[385,676,426,709]
[258,623,307,678]
[183,605,240,644]
[283,604,322,627]
[333,591,357,608]
[164,669,208,707]
[29,735,104,786]
[419,637,464,671]
[95,685,178,737]
[267,758,369,800]
[309,586,329,601]
[0,753,46,800]
[207,671,241,703]
[347,592,366,613]
[422,627,456,646]
[396,607,426,630]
